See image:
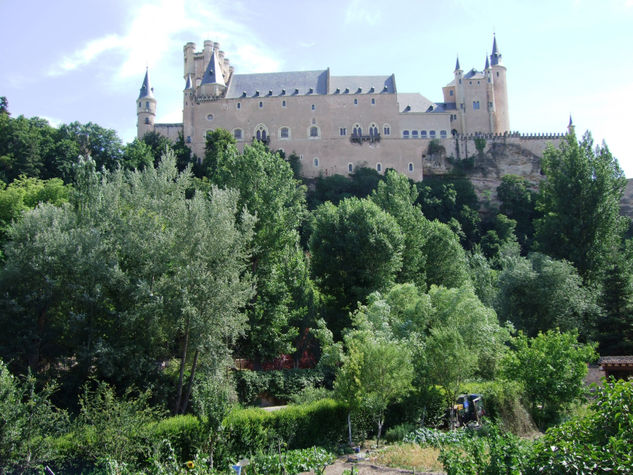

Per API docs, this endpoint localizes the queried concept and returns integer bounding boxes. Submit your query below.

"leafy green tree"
[202,128,236,178]
[0,153,254,410]
[480,214,519,260]
[0,96,8,115]
[122,137,154,170]
[421,220,470,289]
[139,130,173,168]
[467,251,498,307]
[0,359,68,473]
[335,333,413,444]
[209,140,309,362]
[535,132,627,283]
[497,174,538,251]
[56,121,124,173]
[310,197,404,335]
[424,326,477,421]
[495,253,601,338]
[371,170,428,288]
[501,329,597,429]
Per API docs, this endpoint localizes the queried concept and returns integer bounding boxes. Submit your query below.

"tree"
[535,132,627,283]
[496,174,538,251]
[335,334,413,445]
[209,140,309,363]
[0,153,254,410]
[501,329,597,429]
[56,121,124,173]
[495,253,601,338]
[420,220,470,289]
[371,170,428,288]
[310,197,404,335]
[0,96,8,116]
[202,128,236,178]
[122,138,154,170]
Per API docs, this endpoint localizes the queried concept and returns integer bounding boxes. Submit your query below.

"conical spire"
[201,49,225,87]
[455,56,461,72]
[138,67,154,99]
[185,73,192,90]
[490,34,502,66]
[568,114,573,127]
[567,115,575,134]
[485,53,490,70]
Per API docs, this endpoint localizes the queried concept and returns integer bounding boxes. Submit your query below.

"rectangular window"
[420,130,427,138]
[282,100,286,107]
[411,130,419,138]
[353,98,358,105]
[403,130,410,139]
[429,130,436,137]
[473,101,480,110]
[449,90,454,96]
[383,126,390,136]
[440,130,447,138]
[233,129,242,140]
[280,127,289,138]
[259,101,263,108]
[311,104,315,110]
[237,102,241,109]
[340,128,347,136]
[371,98,376,105]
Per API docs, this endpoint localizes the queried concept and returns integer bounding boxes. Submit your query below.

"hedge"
[234,368,325,405]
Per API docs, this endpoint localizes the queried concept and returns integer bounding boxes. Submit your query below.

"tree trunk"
[376,416,384,447]
[175,319,190,414]
[180,349,199,414]
[347,411,353,446]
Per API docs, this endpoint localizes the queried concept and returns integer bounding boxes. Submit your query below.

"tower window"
[138,102,141,108]
[408,162,414,172]
[311,104,315,110]
[376,163,382,172]
[144,118,150,124]
[259,101,263,108]
[313,157,319,167]
[348,163,353,173]
[497,72,499,77]
[449,90,454,96]
[237,102,241,109]
[282,100,286,107]
[353,98,358,105]
[371,98,376,105]
[145,101,149,108]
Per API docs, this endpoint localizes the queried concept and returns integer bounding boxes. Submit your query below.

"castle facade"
[137,36,512,179]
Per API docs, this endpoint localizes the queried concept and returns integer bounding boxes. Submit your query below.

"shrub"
[384,423,417,443]
[404,427,474,448]
[250,447,335,475]
[234,369,324,405]
[150,415,204,462]
[223,398,347,459]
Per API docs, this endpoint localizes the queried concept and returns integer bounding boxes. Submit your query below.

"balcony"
[350,133,381,144]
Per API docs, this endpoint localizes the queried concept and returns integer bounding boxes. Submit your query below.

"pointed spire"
[455,56,461,72]
[201,49,225,87]
[485,53,490,70]
[567,115,575,135]
[185,73,192,90]
[568,115,573,127]
[138,67,154,99]
[490,34,502,66]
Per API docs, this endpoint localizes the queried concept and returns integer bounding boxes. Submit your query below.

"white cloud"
[345,0,381,26]
[48,0,281,80]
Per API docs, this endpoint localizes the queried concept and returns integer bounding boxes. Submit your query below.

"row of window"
[309,158,415,173]
[402,129,448,139]
[339,123,390,137]
[233,97,377,111]
[232,124,321,141]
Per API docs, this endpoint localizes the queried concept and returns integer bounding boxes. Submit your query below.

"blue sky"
[2,0,632,175]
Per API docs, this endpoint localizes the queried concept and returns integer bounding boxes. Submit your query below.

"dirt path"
[315,455,444,475]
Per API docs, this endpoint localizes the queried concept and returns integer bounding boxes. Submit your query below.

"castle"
[136,36,563,180]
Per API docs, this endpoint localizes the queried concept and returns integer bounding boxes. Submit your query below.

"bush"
[223,398,347,458]
[250,447,335,475]
[234,369,324,405]
[404,427,474,448]
[384,423,418,443]
[151,415,205,462]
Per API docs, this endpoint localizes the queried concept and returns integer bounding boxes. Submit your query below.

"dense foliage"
[0,107,631,472]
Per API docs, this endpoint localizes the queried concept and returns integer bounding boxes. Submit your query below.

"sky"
[2,0,633,175]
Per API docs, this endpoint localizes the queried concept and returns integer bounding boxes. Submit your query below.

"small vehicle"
[455,393,485,426]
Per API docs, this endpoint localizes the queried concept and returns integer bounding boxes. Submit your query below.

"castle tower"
[454,56,466,134]
[199,42,227,98]
[489,35,510,133]
[485,53,495,132]
[137,67,156,138]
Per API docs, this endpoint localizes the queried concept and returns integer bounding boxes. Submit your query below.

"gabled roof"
[463,68,485,80]
[225,69,328,98]
[397,93,434,113]
[138,68,154,100]
[329,74,395,94]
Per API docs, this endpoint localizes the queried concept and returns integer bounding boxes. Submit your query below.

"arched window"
[255,124,269,142]
[309,126,320,138]
[352,124,362,137]
[429,130,436,138]
[440,130,447,138]
[403,130,410,139]
[411,130,419,139]
[376,163,382,172]
[369,123,379,137]
[313,157,319,167]
[348,163,353,173]
[408,162,414,172]
[420,130,427,138]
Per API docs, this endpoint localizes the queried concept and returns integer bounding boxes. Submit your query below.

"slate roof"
[225,70,328,98]
[430,102,457,112]
[463,68,485,80]
[201,51,225,86]
[397,93,435,113]
[138,68,154,99]
[329,75,396,94]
